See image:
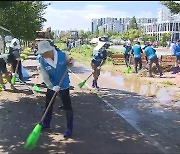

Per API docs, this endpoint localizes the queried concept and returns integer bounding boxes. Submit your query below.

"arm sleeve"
[39,63,54,89]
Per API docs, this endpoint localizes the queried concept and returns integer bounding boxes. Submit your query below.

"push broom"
[24,69,68,151]
[78,60,104,89]
[32,66,42,93]
[125,56,132,74]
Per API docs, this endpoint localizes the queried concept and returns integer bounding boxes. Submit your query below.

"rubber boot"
[177,66,180,73]
[42,111,52,129]
[171,67,178,74]
[58,105,65,110]
[94,80,100,90]
[92,80,95,88]
[64,110,73,138]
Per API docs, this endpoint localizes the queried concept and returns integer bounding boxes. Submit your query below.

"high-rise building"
[91,17,157,34]
[142,8,180,41]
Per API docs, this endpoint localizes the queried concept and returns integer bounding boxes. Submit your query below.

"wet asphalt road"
[70,61,180,154]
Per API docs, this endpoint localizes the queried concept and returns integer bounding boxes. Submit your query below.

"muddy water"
[100,71,179,105]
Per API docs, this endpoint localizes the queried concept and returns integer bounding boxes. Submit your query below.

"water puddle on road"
[101,71,179,105]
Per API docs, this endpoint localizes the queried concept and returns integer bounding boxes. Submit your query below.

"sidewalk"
[0,54,163,153]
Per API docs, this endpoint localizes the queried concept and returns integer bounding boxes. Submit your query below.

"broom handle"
[40,68,68,123]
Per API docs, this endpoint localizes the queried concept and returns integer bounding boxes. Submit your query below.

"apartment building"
[91,17,157,33]
[141,8,180,41]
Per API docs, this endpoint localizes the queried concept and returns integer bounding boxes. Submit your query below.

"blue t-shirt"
[174,44,180,56]
[123,45,132,54]
[144,46,157,60]
[132,45,142,58]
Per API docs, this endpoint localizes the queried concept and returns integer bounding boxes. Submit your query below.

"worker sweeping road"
[36,40,75,138]
[91,41,109,90]
[8,37,24,82]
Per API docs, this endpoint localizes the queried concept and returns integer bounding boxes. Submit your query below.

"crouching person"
[37,40,74,138]
[144,43,163,77]
[0,53,16,91]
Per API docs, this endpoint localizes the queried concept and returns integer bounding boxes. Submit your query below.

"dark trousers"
[42,88,72,127]
[10,54,23,81]
[148,56,162,76]
[134,57,142,73]
[124,54,130,67]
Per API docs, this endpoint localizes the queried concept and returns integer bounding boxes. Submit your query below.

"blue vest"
[144,46,157,60]
[132,45,141,58]
[39,50,70,89]
[91,50,107,67]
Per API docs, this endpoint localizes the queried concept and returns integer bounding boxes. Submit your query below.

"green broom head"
[24,123,42,151]
[11,76,16,84]
[78,80,86,88]
[125,66,132,74]
[33,85,42,93]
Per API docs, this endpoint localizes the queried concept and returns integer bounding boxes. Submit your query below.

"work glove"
[52,85,60,92]
[96,66,101,70]
[67,57,74,67]
[16,57,21,61]
[37,65,40,71]
[12,73,19,78]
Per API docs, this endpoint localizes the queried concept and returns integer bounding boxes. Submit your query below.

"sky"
[43,1,167,31]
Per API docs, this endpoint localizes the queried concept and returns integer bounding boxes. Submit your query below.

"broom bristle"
[11,76,16,84]
[78,81,86,88]
[33,85,42,93]
[24,124,42,151]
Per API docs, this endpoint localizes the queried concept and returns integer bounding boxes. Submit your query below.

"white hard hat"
[37,40,54,54]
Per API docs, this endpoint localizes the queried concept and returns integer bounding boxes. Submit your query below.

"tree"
[160,33,171,47]
[141,33,151,44]
[160,1,180,14]
[0,1,48,41]
[129,16,138,30]
[121,29,142,44]
[0,1,15,8]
